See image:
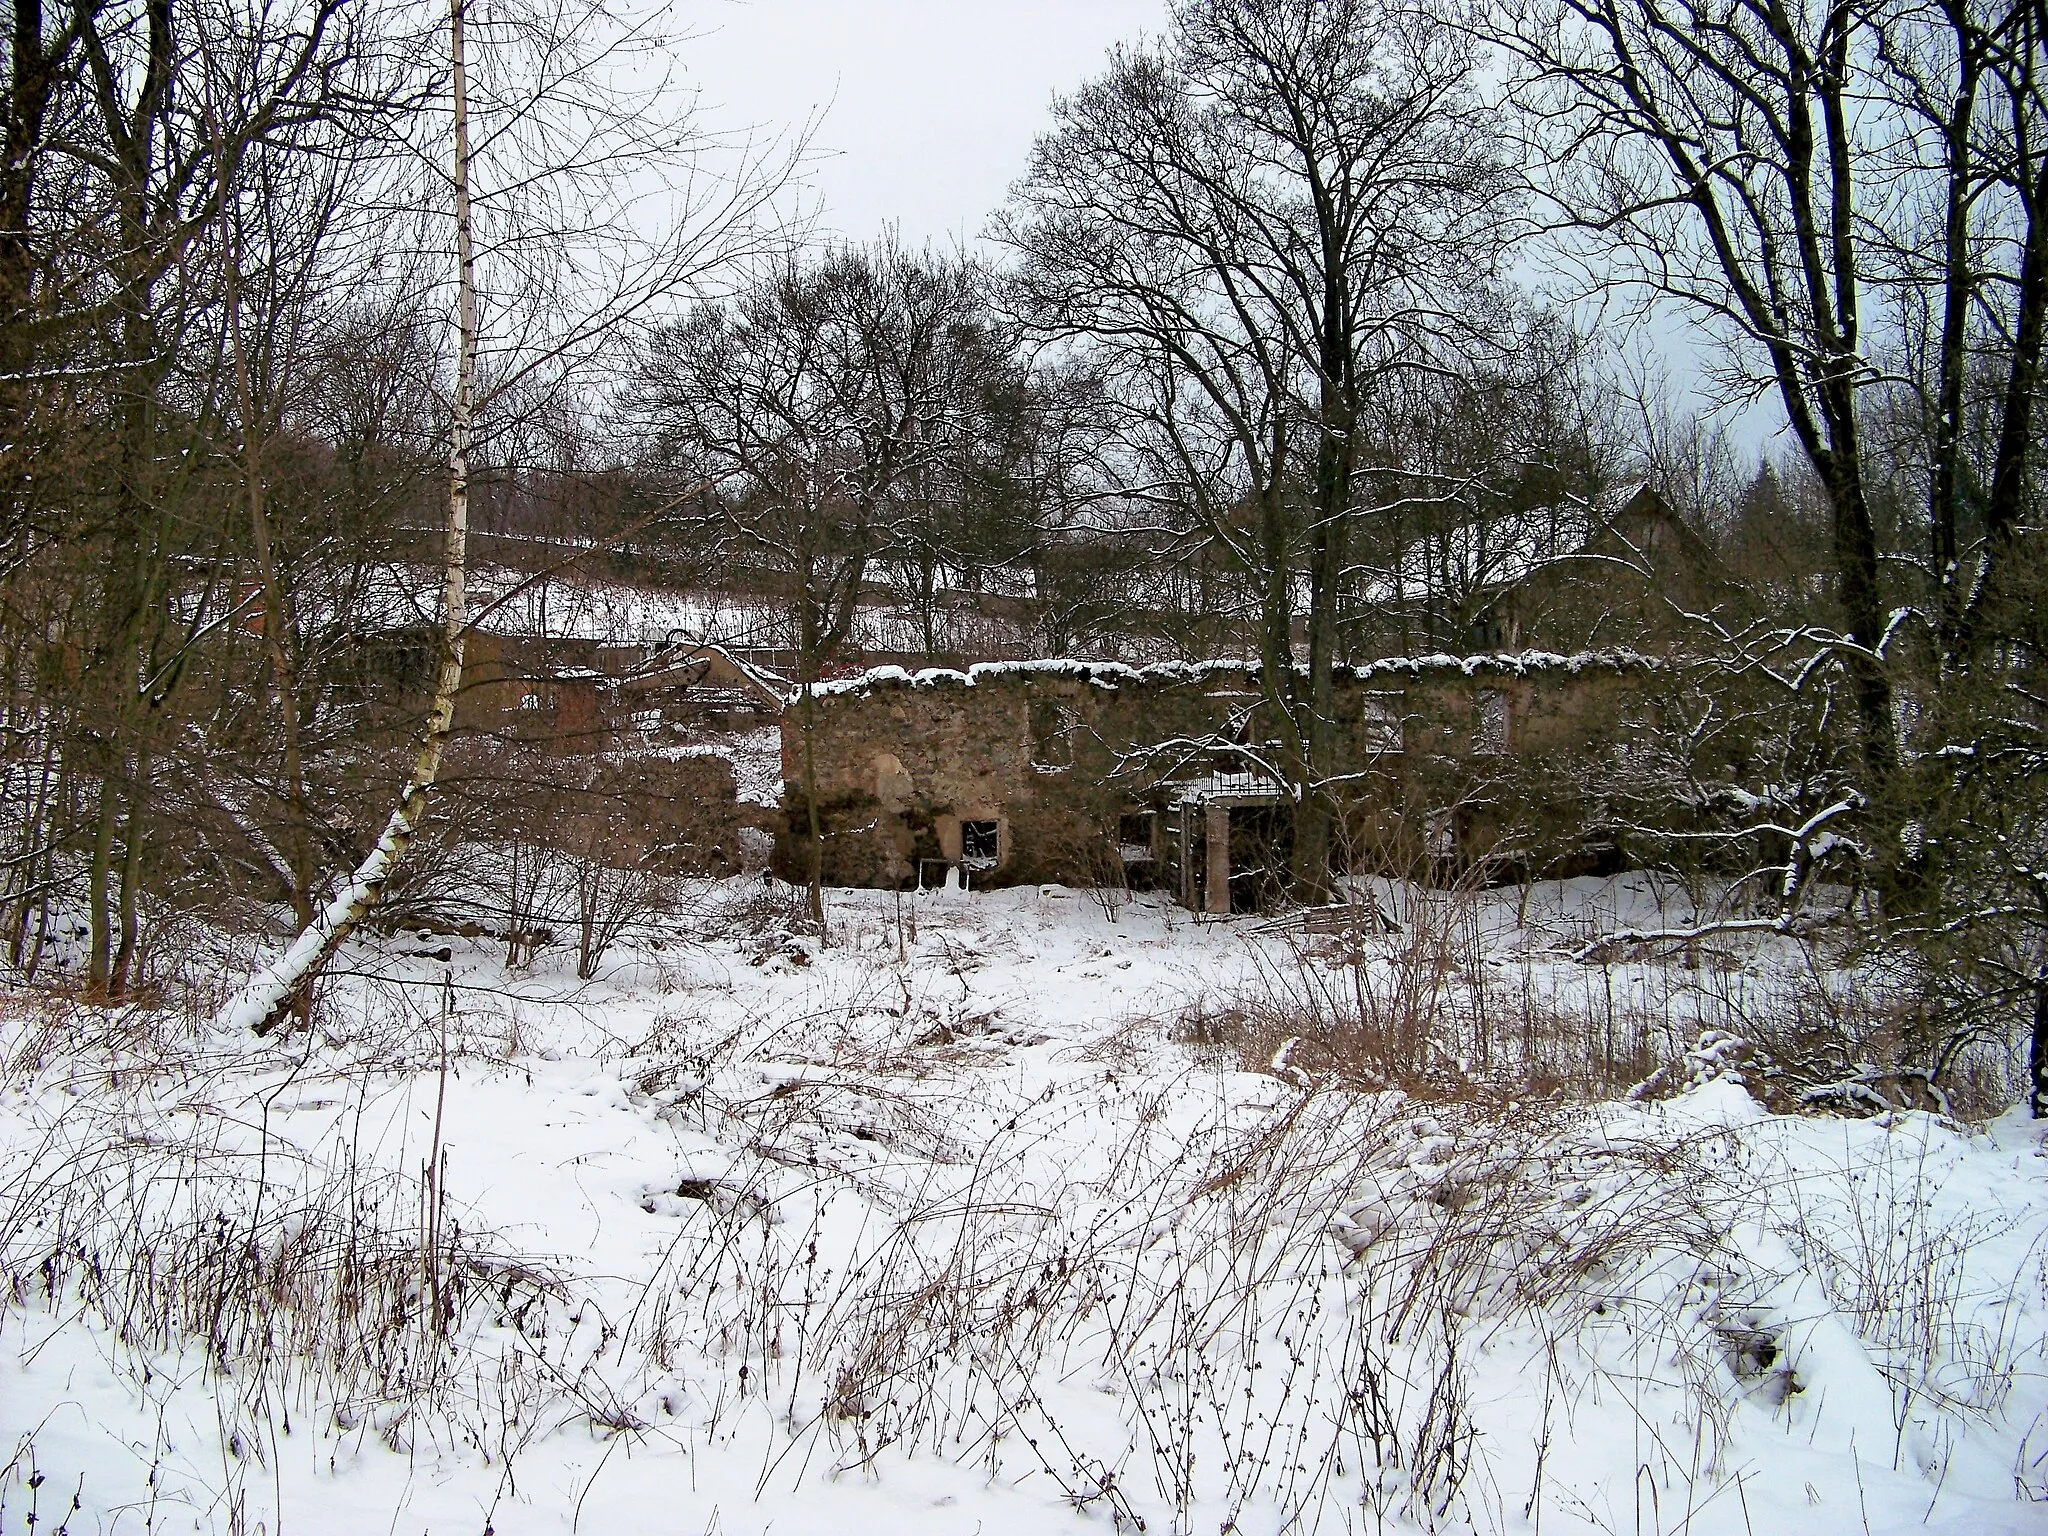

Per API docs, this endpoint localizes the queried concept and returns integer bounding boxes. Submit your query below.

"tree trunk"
[797,588,827,928]
[86,763,118,993]
[110,757,146,992]
[225,251,315,927]
[1821,447,1898,791]
[1294,354,1354,906]
[216,0,477,1033]
[2032,974,2047,1120]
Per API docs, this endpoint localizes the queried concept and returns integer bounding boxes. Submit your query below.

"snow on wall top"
[796,657,1252,701]
[1347,648,1666,684]
[639,725,784,806]
[793,649,1665,704]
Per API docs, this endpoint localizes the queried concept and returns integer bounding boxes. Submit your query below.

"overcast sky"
[679,0,1170,247]
[671,0,1778,455]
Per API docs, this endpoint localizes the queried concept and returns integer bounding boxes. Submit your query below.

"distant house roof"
[1356,482,1674,609]
[688,642,790,702]
[628,641,789,710]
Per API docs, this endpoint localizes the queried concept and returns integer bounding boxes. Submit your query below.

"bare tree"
[1499,0,2048,1105]
[1001,0,1513,899]
[216,0,472,1032]
[638,243,1006,676]
[1341,307,1625,657]
[1499,0,2048,779]
[635,240,1006,918]
[59,0,370,994]
[216,0,794,1031]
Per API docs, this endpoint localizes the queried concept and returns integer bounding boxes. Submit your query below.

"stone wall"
[774,653,1745,891]
[446,738,746,879]
[776,662,1235,888]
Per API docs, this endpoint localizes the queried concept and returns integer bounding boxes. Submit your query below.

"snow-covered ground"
[2,876,2045,1535]
[467,568,1038,657]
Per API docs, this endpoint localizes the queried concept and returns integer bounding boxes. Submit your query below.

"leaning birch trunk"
[217,0,478,1035]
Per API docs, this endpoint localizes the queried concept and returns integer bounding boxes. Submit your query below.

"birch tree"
[217,0,793,1032]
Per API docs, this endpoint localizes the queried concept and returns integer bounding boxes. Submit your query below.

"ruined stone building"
[412,485,1744,907]
[458,634,784,750]
[773,652,1736,913]
[442,636,786,877]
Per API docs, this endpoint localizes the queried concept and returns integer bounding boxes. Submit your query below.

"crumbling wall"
[590,754,745,876]
[449,742,744,878]
[775,653,1758,892]
[776,662,1243,888]
[1323,658,1658,877]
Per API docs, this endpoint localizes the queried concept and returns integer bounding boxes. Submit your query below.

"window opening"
[1117,811,1155,864]
[1362,691,1404,754]
[1029,698,1073,769]
[961,820,1001,870]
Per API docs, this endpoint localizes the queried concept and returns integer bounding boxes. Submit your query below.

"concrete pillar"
[1205,802,1232,917]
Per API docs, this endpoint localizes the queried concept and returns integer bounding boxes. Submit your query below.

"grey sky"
[676,0,1780,459]
[681,0,1170,246]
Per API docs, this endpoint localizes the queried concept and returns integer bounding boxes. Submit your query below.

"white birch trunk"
[217,0,478,1035]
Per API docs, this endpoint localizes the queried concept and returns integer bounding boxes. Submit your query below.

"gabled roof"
[1357,483,1670,608]
[634,641,789,709]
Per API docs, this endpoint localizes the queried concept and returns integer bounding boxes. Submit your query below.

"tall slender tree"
[1002,0,1512,898]
[216,0,793,1030]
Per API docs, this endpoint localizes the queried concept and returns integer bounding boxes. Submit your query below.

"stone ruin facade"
[773,654,1744,912]
[442,637,784,878]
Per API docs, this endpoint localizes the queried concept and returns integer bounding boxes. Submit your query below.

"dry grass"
[606,985,1767,1533]
[1,874,2040,1533]
[0,1084,569,1457]
[1191,886,1665,1103]
[1180,884,2023,1126]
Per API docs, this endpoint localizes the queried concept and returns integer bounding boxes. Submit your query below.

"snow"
[4,875,2046,1535]
[465,569,1036,656]
[798,649,1667,702]
[1167,769,1290,803]
[645,723,784,806]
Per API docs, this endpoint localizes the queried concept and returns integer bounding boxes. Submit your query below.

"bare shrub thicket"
[613,1000,1766,1532]
[1181,841,2017,1117]
[1669,948,2010,1118]
[1199,875,1665,1102]
[0,1083,577,1465]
